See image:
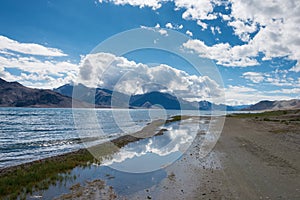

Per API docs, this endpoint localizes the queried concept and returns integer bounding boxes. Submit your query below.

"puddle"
[101,118,208,173]
[28,165,167,199]
[27,118,210,199]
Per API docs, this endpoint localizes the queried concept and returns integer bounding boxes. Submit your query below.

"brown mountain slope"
[243,99,300,111]
[0,78,91,108]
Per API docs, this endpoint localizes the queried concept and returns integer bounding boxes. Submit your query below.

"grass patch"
[228,109,300,118]
[289,118,300,121]
[0,149,94,200]
[270,129,289,134]
[165,115,189,124]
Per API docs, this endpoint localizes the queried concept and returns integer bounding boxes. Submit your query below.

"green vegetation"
[228,109,300,135]
[165,115,189,124]
[269,129,289,134]
[0,149,94,200]
[227,109,300,124]
[227,110,296,118]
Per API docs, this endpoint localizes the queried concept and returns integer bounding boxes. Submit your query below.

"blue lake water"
[0,107,207,169]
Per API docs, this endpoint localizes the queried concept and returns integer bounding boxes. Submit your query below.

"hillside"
[0,78,91,108]
[54,84,130,107]
[243,99,300,111]
[129,91,197,110]
[7,79,298,111]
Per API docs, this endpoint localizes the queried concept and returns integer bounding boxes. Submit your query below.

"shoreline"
[1,110,299,199]
[0,115,198,173]
[0,115,194,199]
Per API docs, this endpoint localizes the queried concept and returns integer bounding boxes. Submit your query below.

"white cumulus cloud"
[0,36,77,88]
[140,25,168,36]
[165,22,173,29]
[0,36,67,57]
[186,30,193,37]
[242,72,264,83]
[182,0,300,70]
[165,22,184,30]
[79,52,222,101]
[173,0,219,22]
[98,0,166,10]
[182,39,259,67]
[100,0,300,70]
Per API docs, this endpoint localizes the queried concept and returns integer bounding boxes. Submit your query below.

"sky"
[0,0,299,105]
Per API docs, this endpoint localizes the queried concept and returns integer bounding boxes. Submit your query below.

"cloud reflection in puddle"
[102,119,208,173]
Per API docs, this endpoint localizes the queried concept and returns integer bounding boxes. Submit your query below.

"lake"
[0,107,210,169]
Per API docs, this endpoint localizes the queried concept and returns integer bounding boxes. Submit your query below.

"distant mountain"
[243,99,300,111]
[54,84,130,107]
[130,91,197,110]
[55,85,188,109]
[198,101,243,111]
[55,84,242,110]
[130,93,245,110]
[3,79,279,110]
[198,100,212,110]
[230,104,250,110]
[0,78,90,108]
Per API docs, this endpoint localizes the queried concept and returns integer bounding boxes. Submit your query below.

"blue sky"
[0,0,299,105]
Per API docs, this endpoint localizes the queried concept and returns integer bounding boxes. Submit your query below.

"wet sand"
[135,117,300,200]
[60,115,299,200]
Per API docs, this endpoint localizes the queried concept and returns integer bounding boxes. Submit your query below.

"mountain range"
[54,84,239,110]
[1,78,299,111]
[242,99,300,111]
[0,78,91,108]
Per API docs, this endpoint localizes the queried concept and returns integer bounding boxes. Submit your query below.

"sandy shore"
[128,116,299,200]
[60,114,299,199]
